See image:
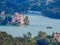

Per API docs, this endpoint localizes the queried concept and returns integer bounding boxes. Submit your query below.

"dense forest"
[0,0,60,19]
[42,0,60,19]
[0,0,53,13]
[0,31,60,45]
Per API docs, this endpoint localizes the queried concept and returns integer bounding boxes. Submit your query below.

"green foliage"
[42,0,60,19]
[0,31,59,45]
[37,31,46,39]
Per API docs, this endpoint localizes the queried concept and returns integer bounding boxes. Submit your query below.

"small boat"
[47,26,53,29]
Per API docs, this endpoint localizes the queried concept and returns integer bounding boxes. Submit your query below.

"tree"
[27,32,32,38]
[42,0,60,19]
[37,31,46,39]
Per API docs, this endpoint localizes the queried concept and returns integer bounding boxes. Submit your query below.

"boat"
[47,26,53,29]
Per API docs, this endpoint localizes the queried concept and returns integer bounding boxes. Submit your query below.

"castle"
[0,11,29,26]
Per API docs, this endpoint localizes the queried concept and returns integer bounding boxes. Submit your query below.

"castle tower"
[12,12,24,25]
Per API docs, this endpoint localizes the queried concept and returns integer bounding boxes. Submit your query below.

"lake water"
[0,13,60,37]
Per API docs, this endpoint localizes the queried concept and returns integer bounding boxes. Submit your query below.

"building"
[12,12,24,25]
[1,11,5,15]
[53,32,60,43]
[0,11,5,24]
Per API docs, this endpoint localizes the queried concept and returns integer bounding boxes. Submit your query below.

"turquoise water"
[0,13,60,37]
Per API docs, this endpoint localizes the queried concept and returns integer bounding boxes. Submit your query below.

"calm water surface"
[0,13,60,37]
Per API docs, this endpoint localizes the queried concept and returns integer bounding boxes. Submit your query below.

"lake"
[0,13,60,37]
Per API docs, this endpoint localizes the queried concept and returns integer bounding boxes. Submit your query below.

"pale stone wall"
[12,12,24,25]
